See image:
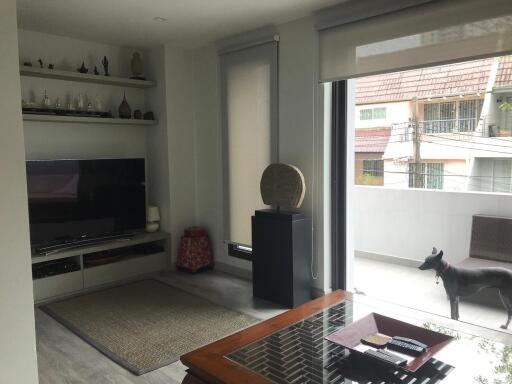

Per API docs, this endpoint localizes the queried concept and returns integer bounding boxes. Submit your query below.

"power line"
[362,169,512,179]
[423,133,512,150]
[421,139,512,155]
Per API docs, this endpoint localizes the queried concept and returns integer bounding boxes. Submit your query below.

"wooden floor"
[35,270,286,384]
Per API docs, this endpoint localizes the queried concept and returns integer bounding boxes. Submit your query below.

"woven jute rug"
[42,279,257,375]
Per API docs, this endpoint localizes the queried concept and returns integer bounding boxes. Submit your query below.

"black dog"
[419,247,512,329]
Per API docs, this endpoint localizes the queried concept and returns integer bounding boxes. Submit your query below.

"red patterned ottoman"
[176,227,214,272]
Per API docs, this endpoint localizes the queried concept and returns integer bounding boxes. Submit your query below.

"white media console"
[31,231,170,303]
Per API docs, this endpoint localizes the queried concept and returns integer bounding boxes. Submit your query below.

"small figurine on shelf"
[133,109,142,119]
[94,96,102,111]
[38,58,43,68]
[143,111,154,120]
[130,52,146,80]
[23,61,32,67]
[102,56,110,76]
[77,93,85,110]
[54,98,62,109]
[41,90,52,108]
[93,66,99,75]
[48,64,54,70]
[77,62,88,73]
[67,93,76,111]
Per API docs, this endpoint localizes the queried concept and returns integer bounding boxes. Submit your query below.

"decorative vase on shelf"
[118,92,131,119]
[146,206,160,233]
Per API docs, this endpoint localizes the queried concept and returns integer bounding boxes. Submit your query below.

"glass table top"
[226,299,512,384]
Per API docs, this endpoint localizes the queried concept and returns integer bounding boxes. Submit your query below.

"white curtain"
[318,0,512,81]
[220,41,278,246]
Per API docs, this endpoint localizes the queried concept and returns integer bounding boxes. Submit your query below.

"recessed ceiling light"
[153,17,168,22]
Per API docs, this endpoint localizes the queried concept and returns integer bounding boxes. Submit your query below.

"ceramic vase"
[118,92,131,119]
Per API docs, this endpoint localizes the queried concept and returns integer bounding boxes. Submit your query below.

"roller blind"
[220,41,278,246]
[319,0,512,82]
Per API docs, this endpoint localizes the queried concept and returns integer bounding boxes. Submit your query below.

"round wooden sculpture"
[260,163,306,209]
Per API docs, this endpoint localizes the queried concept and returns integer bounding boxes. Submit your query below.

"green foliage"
[423,322,512,383]
[362,174,375,185]
[499,102,512,112]
[423,322,461,339]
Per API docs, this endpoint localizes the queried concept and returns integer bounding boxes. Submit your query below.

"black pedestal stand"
[252,209,312,308]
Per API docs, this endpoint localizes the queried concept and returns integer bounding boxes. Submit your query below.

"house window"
[423,99,483,133]
[423,102,456,133]
[360,107,386,120]
[458,99,483,132]
[408,162,444,190]
[362,159,384,177]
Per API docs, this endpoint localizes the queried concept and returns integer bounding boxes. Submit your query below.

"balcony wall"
[354,185,512,264]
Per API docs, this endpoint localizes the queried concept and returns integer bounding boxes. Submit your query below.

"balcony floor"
[354,255,511,334]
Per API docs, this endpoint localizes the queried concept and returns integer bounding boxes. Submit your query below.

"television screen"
[26,158,146,247]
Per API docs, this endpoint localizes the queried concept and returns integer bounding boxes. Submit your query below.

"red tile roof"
[356,56,512,105]
[496,55,512,88]
[355,128,390,153]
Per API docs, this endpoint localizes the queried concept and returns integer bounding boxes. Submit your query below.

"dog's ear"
[436,250,444,259]
[432,247,437,255]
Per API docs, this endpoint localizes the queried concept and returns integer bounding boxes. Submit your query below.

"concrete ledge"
[215,261,252,281]
[355,250,422,268]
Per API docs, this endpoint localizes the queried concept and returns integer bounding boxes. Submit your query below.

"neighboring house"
[355,55,512,192]
[355,128,390,186]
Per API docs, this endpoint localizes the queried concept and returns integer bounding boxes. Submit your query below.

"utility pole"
[412,96,423,188]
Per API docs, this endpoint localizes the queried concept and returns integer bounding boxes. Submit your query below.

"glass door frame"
[331,80,348,290]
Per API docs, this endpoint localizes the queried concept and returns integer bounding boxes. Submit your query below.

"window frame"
[219,39,279,260]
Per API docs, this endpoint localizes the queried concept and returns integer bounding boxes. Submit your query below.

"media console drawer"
[33,270,83,302]
[83,252,167,288]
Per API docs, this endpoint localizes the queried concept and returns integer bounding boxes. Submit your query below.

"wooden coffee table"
[181,290,511,384]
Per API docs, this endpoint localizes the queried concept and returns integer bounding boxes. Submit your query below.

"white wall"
[164,45,198,263]
[0,1,39,382]
[278,17,327,291]
[145,46,171,233]
[354,185,512,264]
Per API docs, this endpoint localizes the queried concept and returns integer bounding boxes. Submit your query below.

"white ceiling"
[17,0,345,48]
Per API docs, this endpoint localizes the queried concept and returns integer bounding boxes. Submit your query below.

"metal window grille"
[423,102,456,133]
[360,108,373,120]
[458,99,483,132]
[408,162,444,190]
[362,159,384,177]
[360,107,386,120]
[373,107,386,119]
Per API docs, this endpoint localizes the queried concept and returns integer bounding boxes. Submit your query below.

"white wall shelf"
[23,114,157,126]
[20,66,156,88]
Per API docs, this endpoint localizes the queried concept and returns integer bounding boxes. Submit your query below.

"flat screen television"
[26,158,146,250]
